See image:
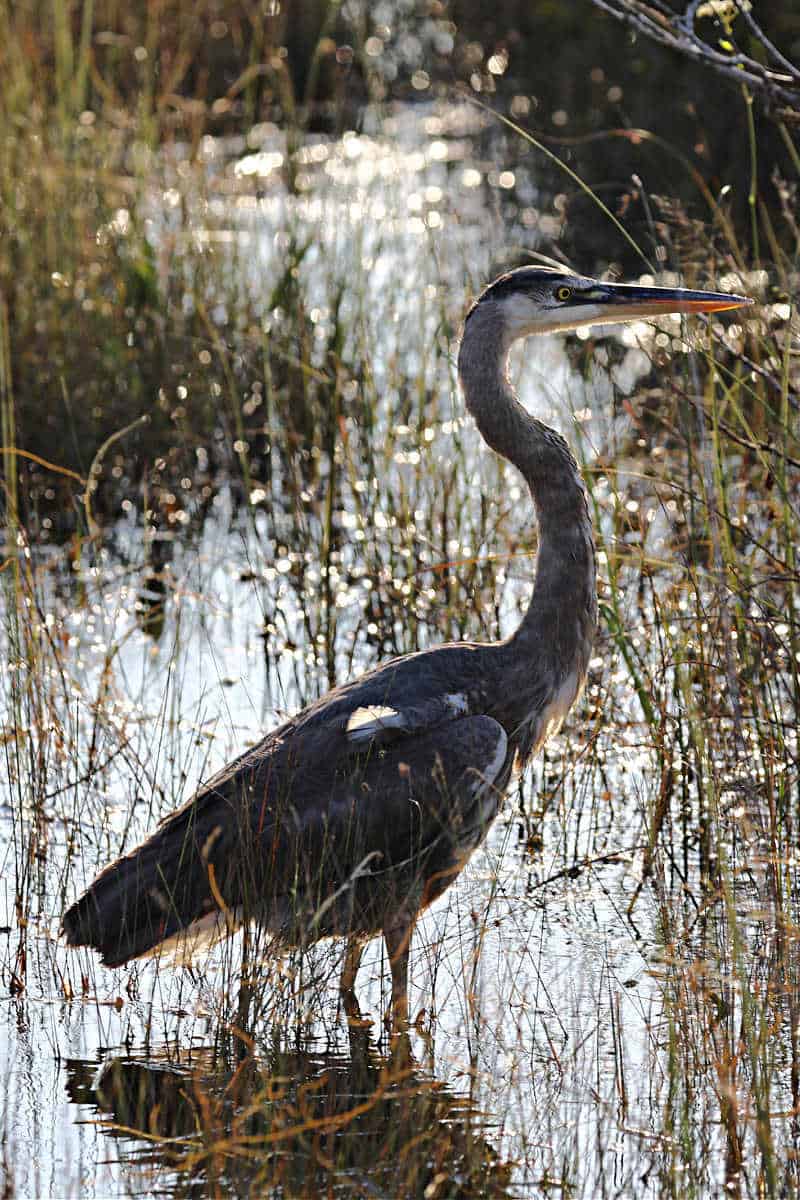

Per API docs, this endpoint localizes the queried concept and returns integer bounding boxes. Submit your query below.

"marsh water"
[1,98,795,1198]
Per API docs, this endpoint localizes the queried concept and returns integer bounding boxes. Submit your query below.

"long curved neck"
[457,303,596,692]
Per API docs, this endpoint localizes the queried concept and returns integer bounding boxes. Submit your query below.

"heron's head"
[466,265,751,340]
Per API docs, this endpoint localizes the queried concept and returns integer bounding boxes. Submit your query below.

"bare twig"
[83,413,150,540]
[589,0,800,120]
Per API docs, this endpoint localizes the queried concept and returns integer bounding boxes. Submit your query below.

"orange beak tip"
[648,296,752,314]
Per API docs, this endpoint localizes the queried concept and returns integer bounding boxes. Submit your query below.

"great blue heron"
[62,267,750,1022]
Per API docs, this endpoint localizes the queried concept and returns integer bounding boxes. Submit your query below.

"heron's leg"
[340,935,365,1021]
[383,918,414,1028]
[235,923,254,1041]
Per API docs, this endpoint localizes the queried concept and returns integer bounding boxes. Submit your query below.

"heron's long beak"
[583,282,752,320]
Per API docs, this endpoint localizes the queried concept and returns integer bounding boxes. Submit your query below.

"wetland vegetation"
[1,1,799,1196]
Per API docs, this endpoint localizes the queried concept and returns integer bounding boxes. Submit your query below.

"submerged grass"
[1,5,800,1198]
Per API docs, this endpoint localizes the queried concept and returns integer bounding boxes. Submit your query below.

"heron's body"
[63,267,748,1020]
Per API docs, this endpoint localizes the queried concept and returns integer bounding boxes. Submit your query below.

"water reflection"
[66,1026,513,1198]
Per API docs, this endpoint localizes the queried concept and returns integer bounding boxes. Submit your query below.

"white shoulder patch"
[346,705,405,743]
[444,692,469,715]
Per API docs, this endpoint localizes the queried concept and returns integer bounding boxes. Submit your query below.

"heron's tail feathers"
[61,796,238,968]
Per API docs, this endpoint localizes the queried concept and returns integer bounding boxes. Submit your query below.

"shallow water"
[1,101,792,1198]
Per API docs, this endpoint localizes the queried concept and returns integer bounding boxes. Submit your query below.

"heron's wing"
[236,712,509,937]
[63,680,508,965]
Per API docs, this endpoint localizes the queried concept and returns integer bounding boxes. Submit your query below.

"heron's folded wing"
[173,696,509,928]
[271,714,509,897]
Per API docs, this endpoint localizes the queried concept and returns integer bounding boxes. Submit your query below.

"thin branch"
[737,6,800,80]
[589,0,800,119]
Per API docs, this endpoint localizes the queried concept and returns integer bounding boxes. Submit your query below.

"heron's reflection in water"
[66,1025,513,1198]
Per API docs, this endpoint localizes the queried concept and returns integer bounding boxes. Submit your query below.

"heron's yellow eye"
[556,286,572,302]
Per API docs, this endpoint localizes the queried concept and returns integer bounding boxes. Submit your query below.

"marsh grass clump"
[564,204,800,1191]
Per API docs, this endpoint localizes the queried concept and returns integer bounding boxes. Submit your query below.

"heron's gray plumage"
[62,266,750,1019]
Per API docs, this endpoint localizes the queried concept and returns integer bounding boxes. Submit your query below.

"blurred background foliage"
[1,0,798,525]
